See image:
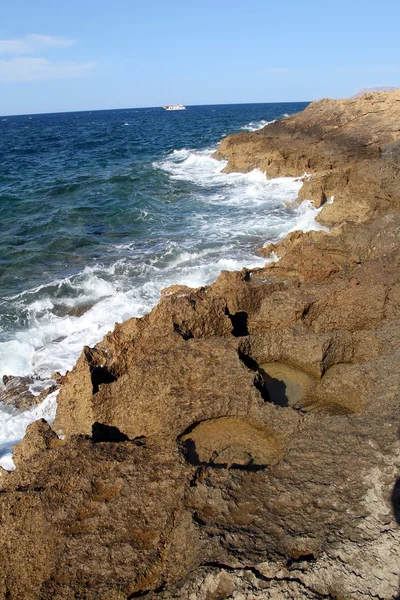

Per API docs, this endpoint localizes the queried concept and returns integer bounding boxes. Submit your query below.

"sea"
[0,101,325,469]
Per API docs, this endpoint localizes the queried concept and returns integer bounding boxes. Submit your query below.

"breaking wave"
[241,119,276,131]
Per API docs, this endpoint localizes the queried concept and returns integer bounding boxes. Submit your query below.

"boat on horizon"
[163,104,186,111]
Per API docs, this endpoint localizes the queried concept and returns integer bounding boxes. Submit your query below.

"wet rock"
[1,376,59,411]
[0,376,39,410]
[52,302,94,318]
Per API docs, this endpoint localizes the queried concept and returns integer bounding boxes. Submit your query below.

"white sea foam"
[0,389,58,470]
[0,144,327,470]
[285,200,329,235]
[156,148,301,208]
[241,119,276,131]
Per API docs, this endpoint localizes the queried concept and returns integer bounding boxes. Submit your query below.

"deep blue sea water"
[0,101,321,467]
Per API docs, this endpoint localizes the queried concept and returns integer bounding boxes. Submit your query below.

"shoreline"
[1,91,399,599]
[0,172,326,471]
[0,132,326,470]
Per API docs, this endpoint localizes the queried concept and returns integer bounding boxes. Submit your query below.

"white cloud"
[0,34,76,55]
[0,34,93,82]
[0,39,32,55]
[0,57,95,82]
[28,34,76,49]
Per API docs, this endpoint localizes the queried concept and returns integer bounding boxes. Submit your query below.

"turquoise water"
[0,101,325,468]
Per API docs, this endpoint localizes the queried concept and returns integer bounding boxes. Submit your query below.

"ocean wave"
[241,119,276,131]
[155,147,302,208]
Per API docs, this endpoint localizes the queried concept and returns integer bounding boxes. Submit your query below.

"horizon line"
[0,99,313,119]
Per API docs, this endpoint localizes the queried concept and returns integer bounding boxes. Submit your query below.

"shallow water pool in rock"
[260,362,317,407]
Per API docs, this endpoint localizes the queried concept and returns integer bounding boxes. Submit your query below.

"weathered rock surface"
[214,90,400,227]
[1,91,400,599]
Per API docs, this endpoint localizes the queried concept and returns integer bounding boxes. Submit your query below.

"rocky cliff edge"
[1,91,399,600]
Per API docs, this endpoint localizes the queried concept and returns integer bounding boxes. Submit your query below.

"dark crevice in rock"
[179,437,266,470]
[91,422,130,443]
[201,561,241,572]
[188,467,204,488]
[301,303,312,320]
[225,307,249,337]
[15,486,44,493]
[259,373,289,407]
[201,562,336,599]
[237,349,259,371]
[241,268,251,282]
[178,420,205,438]
[91,366,117,394]
[286,553,316,567]
[178,431,266,470]
[133,435,147,447]
[173,322,194,340]
[238,349,289,407]
[392,477,400,524]
[254,372,276,404]
[192,512,207,527]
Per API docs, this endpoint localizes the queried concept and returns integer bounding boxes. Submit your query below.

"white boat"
[163,104,186,111]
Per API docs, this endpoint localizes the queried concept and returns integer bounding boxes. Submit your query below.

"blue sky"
[0,0,399,115]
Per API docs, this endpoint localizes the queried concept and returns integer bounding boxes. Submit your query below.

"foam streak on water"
[240,118,276,131]
[0,102,315,468]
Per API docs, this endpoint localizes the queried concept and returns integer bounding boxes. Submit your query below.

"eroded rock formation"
[1,91,399,599]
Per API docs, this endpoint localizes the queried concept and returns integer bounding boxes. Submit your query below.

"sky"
[0,0,399,115]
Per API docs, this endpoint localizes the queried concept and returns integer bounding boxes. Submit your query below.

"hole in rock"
[181,437,201,466]
[238,351,317,408]
[225,308,249,337]
[261,363,317,408]
[180,434,266,471]
[238,350,274,404]
[91,366,117,394]
[178,417,284,470]
[301,304,312,320]
[192,512,206,526]
[287,553,316,567]
[260,373,289,408]
[92,422,129,443]
[173,322,194,340]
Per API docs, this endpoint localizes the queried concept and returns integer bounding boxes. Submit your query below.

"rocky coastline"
[1,91,399,599]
